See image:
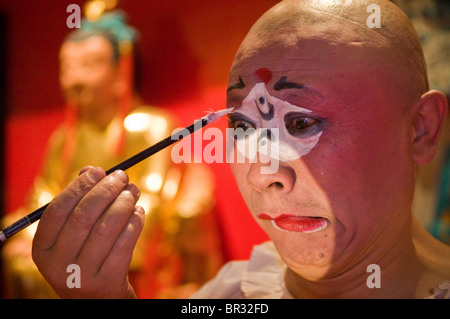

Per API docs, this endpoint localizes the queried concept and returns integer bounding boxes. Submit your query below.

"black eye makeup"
[284,112,325,138]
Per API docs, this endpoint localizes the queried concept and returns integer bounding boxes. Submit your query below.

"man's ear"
[411,90,448,166]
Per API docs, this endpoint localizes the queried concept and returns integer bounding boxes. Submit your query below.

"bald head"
[232,0,428,101]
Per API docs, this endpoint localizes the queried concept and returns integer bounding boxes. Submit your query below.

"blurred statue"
[2,2,223,298]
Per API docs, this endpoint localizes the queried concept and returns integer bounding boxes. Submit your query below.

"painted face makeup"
[228,82,324,164]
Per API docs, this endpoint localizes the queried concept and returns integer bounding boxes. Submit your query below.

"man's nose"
[61,65,86,87]
[246,157,295,194]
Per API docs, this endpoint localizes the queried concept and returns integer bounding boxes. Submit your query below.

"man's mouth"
[259,214,328,233]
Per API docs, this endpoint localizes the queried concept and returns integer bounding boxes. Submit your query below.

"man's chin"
[269,232,336,269]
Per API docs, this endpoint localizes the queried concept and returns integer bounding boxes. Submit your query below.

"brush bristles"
[205,107,234,123]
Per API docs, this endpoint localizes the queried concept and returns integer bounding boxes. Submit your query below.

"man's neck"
[79,103,118,130]
[284,222,425,298]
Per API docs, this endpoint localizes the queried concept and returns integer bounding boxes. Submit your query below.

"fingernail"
[79,166,94,176]
[112,170,128,183]
[127,183,141,199]
[88,167,105,183]
[135,206,145,216]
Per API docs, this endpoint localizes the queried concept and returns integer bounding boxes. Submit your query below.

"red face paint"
[254,68,272,84]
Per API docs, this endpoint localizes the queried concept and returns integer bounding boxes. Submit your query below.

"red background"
[0,0,280,261]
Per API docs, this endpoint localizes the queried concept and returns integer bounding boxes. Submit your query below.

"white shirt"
[190,241,450,299]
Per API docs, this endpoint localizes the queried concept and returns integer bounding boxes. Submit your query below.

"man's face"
[226,35,416,279]
[59,35,120,118]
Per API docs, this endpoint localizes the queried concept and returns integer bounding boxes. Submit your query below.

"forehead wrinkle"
[229,66,317,89]
[278,87,326,109]
[230,55,319,76]
[252,0,392,46]
[304,4,389,42]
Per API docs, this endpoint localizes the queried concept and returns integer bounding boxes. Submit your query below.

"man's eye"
[229,120,254,131]
[285,113,324,138]
[228,113,256,131]
[228,114,257,141]
[288,117,316,130]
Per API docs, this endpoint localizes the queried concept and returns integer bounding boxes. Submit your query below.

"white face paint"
[229,82,323,163]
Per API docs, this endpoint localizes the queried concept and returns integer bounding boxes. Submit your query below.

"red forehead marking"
[254,68,272,84]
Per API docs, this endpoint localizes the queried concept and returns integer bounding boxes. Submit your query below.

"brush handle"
[106,118,207,174]
[0,204,48,241]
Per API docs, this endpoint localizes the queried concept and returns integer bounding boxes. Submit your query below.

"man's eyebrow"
[227,76,245,92]
[273,76,305,90]
[273,76,326,106]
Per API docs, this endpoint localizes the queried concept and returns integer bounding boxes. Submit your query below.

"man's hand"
[32,166,145,298]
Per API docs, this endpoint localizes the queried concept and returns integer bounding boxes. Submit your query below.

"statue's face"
[59,35,121,119]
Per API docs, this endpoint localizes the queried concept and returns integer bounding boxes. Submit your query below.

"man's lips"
[258,214,328,233]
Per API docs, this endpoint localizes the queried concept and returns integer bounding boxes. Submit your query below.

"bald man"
[31,0,450,298]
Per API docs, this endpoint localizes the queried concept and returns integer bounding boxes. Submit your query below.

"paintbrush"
[0,107,233,242]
